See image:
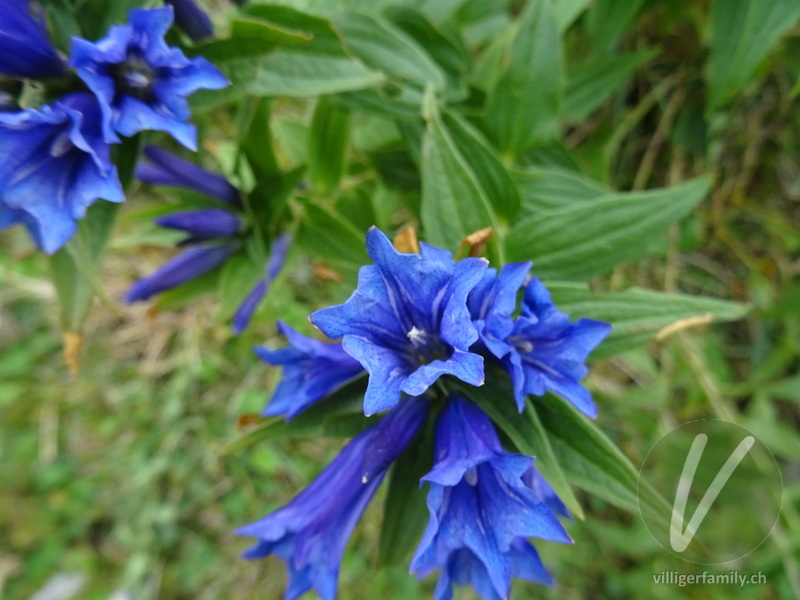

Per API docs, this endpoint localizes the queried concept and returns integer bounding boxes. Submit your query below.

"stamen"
[465,467,478,486]
[509,336,534,353]
[49,130,73,157]
[407,326,428,347]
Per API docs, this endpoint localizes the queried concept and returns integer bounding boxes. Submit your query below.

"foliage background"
[1,0,799,599]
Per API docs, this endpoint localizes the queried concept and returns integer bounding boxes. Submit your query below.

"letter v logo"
[669,433,755,552]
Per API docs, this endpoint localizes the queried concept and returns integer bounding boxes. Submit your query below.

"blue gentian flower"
[232,232,292,335]
[466,261,532,361]
[254,321,364,420]
[0,0,65,79]
[165,0,214,41]
[0,93,123,254]
[127,147,290,331]
[310,227,488,416]
[124,241,239,302]
[136,145,240,205]
[69,7,228,149]
[411,396,571,600]
[236,396,428,600]
[505,277,612,417]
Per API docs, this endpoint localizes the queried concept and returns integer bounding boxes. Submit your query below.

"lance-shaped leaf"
[546,282,750,358]
[485,0,561,157]
[420,93,501,256]
[506,177,711,279]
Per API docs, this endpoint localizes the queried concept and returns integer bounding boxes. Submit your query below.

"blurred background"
[1,0,799,598]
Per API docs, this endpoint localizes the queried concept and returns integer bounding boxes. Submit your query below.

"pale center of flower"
[465,467,479,486]
[114,48,157,100]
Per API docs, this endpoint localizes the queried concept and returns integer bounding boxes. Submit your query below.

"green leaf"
[308,97,351,195]
[230,16,313,47]
[485,0,561,158]
[512,166,607,217]
[241,99,280,182]
[332,13,447,90]
[461,379,584,519]
[564,50,657,122]
[587,0,648,51]
[441,112,520,221]
[420,95,500,254]
[547,282,750,358]
[533,393,674,539]
[378,417,434,566]
[49,202,119,334]
[216,253,262,322]
[454,0,512,46]
[221,377,367,455]
[707,0,800,109]
[206,6,385,99]
[553,0,592,32]
[297,203,369,266]
[505,177,712,279]
[385,6,470,100]
[192,19,311,63]
[385,7,469,78]
[247,51,385,97]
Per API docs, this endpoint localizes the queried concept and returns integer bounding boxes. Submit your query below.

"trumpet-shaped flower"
[129,146,290,332]
[136,145,240,205]
[123,242,239,302]
[0,93,123,253]
[254,320,364,419]
[232,232,292,334]
[310,227,488,416]
[0,0,65,79]
[236,396,427,600]
[165,0,214,41]
[411,396,571,600]
[505,278,612,417]
[69,7,228,149]
[466,261,531,360]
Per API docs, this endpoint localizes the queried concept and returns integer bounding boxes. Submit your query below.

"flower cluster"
[239,227,611,599]
[127,146,291,334]
[0,4,227,254]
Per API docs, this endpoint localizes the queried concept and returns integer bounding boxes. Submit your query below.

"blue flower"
[254,320,364,420]
[129,147,291,331]
[0,0,65,79]
[505,277,612,417]
[0,93,123,254]
[411,396,571,600]
[137,145,240,205]
[125,153,243,302]
[69,7,228,149]
[165,0,214,41]
[155,207,242,238]
[124,242,239,302]
[236,396,428,600]
[232,232,292,335]
[466,261,532,361]
[310,227,488,416]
